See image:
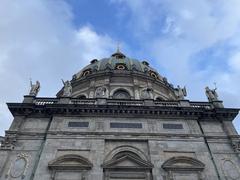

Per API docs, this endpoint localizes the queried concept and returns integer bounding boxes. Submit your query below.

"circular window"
[150,71,158,78]
[116,64,126,70]
[82,70,90,76]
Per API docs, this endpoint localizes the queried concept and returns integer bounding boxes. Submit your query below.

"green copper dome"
[74,51,163,81]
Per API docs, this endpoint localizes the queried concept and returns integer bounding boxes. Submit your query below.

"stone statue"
[174,85,187,100]
[95,86,107,98]
[205,86,218,101]
[141,88,153,99]
[62,79,72,97]
[29,80,40,96]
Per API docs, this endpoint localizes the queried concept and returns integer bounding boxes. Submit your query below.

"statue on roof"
[174,85,187,100]
[205,86,219,102]
[29,80,40,96]
[62,79,72,97]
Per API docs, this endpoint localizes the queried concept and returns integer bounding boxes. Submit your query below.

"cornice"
[7,102,239,121]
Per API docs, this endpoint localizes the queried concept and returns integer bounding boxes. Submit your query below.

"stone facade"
[0,52,240,180]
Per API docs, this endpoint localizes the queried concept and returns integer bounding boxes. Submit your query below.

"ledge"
[6,98,239,121]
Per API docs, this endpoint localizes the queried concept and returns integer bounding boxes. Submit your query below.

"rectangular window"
[163,123,183,129]
[110,122,142,129]
[68,122,89,128]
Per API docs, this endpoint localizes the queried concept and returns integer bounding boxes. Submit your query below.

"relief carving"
[6,153,30,179]
[232,141,240,152]
[221,158,240,180]
[0,134,17,150]
[141,88,153,99]
[95,86,108,98]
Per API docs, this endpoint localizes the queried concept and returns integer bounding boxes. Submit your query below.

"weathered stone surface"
[1,52,239,180]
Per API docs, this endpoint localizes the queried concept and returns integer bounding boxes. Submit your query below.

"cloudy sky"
[0,0,240,135]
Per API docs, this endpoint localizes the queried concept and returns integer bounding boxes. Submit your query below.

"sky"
[0,0,240,135]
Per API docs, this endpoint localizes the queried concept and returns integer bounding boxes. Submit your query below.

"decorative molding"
[103,149,153,180]
[6,153,30,179]
[232,141,240,152]
[0,133,17,150]
[162,156,205,180]
[162,156,205,171]
[104,145,149,162]
[7,102,239,122]
[221,158,240,180]
[48,154,93,170]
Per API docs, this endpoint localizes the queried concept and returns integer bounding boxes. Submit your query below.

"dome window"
[142,61,149,66]
[115,63,127,70]
[90,59,98,64]
[82,69,92,77]
[149,70,158,78]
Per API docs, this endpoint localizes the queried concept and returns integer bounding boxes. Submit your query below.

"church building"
[0,50,240,180]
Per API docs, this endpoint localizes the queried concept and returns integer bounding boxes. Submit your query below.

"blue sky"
[0,0,240,135]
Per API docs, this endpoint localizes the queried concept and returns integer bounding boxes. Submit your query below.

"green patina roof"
[75,51,161,79]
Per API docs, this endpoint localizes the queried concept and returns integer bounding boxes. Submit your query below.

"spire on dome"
[111,42,126,59]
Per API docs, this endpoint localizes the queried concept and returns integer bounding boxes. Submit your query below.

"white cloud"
[113,0,240,131]
[0,0,116,135]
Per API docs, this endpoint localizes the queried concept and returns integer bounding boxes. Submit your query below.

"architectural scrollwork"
[221,158,240,180]
[232,141,240,152]
[6,153,30,179]
[0,134,17,150]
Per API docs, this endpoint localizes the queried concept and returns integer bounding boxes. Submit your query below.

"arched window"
[113,89,131,99]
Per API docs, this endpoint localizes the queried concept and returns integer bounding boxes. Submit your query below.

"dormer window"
[115,63,127,70]
[90,59,98,64]
[142,61,149,66]
[82,69,92,77]
[149,70,158,78]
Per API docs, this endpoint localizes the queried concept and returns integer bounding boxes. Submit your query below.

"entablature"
[7,97,239,122]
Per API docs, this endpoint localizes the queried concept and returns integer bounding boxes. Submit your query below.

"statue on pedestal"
[141,88,153,99]
[95,86,107,98]
[205,86,219,102]
[62,79,72,97]
[174,86,187,100]
[29,80,40,96]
